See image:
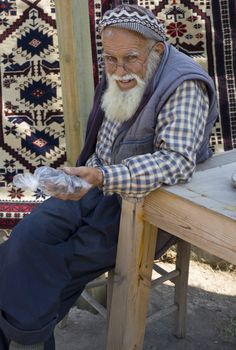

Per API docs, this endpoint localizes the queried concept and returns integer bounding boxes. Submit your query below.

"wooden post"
[174,240,191,338]
[55,0,94,165]
[106,270,114,323]
[106,200,157,350]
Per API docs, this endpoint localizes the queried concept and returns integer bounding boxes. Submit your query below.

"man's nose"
[114,63,127,76]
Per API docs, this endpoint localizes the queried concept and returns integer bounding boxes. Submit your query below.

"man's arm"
[99,80,209,199]
[57,80,209,201]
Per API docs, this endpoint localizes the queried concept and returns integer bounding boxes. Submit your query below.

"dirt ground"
[0,231,235,349]
[55,259,236,350]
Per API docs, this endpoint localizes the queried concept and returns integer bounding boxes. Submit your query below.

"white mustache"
[111,74,135,82]
[111,73,146,87]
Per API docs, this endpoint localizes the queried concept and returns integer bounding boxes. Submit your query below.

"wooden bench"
[106,150,236,349]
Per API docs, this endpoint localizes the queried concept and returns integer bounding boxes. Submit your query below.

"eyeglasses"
[98,44,156,73]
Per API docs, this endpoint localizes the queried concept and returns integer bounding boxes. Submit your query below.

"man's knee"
[10,197,81,244]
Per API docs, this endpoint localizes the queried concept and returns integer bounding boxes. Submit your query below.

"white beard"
[101,74,146,122]
[101,51,161,122]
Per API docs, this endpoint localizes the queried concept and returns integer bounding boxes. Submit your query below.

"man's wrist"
[95,167,104,188]
[98,164,131,194]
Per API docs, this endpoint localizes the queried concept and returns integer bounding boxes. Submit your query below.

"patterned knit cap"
[98,4,166,42]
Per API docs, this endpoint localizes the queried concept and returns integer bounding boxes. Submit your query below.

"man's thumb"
[63,167,81,176]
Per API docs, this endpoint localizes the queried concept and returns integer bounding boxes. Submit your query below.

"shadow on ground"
[55,277,236,350]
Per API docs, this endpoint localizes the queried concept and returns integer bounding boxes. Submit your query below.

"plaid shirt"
[86,80,209,199]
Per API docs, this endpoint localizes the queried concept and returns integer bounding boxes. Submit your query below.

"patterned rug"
[90,0,236,152]
[1,0,235,229]
[0,0,65,228]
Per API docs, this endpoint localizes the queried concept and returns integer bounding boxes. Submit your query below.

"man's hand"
[54,166,104,201]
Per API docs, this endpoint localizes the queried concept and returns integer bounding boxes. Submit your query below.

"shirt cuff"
[99,164,131,195]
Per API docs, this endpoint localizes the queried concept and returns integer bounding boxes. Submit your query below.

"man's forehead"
[102,27,148,51]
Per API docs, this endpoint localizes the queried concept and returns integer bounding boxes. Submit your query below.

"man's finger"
[63,166,80,175]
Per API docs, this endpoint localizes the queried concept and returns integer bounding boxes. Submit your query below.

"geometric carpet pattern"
[0,0,65,228]
[90,0,236,153]
[1,0,235,229]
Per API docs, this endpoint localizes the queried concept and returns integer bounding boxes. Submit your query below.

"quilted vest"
[77,43,218,166]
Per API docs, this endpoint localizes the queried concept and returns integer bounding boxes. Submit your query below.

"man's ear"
[154,42,165,55]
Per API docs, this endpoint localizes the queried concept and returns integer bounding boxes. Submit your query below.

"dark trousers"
[0,188,121,349]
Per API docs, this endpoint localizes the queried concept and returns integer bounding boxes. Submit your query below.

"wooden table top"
[144,150,236,264]
[162,150,236,221]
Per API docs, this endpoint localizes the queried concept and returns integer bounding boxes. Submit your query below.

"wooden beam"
[174,240,191,338]
[144,190,236,265]
[55,0,94,166]
[106,200,157,350]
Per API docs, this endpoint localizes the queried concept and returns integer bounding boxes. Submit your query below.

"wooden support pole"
[106,270,114,323]
[55,0,94,165]
[174,240,191,338]
[106,200,157,350]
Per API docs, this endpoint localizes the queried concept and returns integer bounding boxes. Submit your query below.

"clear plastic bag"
[13,166,91,196]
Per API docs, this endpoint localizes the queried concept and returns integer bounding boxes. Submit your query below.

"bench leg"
[174,240,191,338]
[106,200,157,350]
[106,270,114,323]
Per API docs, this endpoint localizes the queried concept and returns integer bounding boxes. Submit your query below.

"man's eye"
[126,55,138,63]
[104,56,116,64]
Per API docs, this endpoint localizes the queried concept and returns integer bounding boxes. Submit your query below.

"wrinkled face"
[101,27,155,91]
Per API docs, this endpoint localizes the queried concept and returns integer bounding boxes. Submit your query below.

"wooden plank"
[174,241,191,338]
[106,200,157,350]
[107,270,114,324]
[81,290,107,318]
[144,190,236,265]
[146,305,178,324]
[55,0,94,165]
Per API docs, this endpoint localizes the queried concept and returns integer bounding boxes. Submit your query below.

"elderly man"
[0,4,217,350]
